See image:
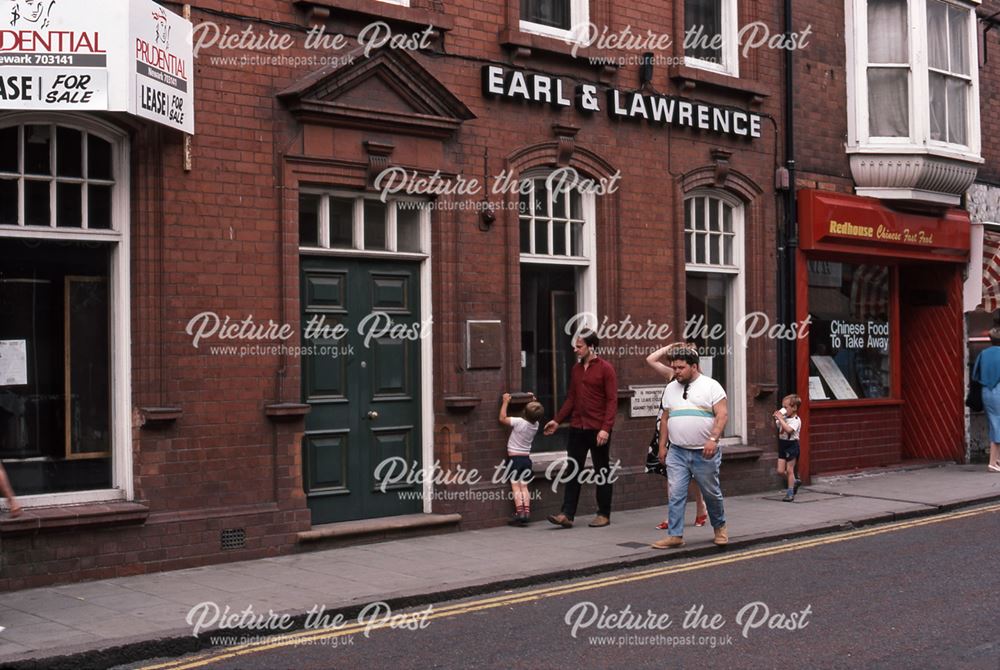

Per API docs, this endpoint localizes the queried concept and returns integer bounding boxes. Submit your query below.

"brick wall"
[809,405,903,473]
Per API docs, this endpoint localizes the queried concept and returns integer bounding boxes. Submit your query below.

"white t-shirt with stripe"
[661,375,727,449]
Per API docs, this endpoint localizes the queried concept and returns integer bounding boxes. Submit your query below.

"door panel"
[301,257,422,524]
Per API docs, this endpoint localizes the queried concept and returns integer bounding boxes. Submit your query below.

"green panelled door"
[300,257,423,524]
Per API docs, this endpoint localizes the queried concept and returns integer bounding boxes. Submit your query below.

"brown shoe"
[588,515,610,527]
[547,513,573,528]
[651,536,685,549]
[713,525,728,546]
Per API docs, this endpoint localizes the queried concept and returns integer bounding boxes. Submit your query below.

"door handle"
[367,411,379,420]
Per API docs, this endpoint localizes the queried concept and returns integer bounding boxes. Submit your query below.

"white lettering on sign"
[483,65,761,140]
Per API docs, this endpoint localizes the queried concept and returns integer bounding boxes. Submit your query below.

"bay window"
[846,0,981,204]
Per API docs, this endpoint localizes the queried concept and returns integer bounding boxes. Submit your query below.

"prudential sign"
[0,0,195,133]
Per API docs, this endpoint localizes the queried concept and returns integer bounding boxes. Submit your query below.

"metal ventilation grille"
[220,528,247,551]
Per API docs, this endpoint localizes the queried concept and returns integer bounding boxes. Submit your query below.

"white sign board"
[630,385,666,418]
[0,340,27,386]
[0,0,194,132]
[808,375,828,400]
[130,0,194,133]
[810,355,857,400]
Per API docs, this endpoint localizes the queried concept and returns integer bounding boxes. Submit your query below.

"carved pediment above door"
[277,47,475,139]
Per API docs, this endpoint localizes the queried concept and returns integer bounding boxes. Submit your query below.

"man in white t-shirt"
[651,347,729,549]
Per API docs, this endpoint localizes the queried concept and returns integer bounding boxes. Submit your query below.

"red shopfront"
[795,190,971,477]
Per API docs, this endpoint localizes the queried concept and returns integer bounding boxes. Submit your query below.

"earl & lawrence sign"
[482,65,762,139]
[0,0,194,133]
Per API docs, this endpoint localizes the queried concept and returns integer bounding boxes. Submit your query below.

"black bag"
[967,357,984,412]
[966,379,983,412]
[644,419,666,477]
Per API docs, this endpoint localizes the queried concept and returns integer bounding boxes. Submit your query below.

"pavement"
[0,462,998,669]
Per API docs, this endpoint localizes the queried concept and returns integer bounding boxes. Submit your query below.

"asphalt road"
[127,505,1000,670]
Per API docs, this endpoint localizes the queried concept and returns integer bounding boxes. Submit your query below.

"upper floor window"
[684,0,739,77]
[848,0,980,158]
[519,0,588,41]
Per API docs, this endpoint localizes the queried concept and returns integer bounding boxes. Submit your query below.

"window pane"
[88,184,112,229]
[363,200,387,250]
[685,0,723,62]
[695,197,705,230]
[695,233,706,264]
[929,71,946,141]
[298,193,320,246]
[868,0,908,63]
[926,0,948,70]
[570,221,583,256]
[397,207,422,253]
[533,180,547,216]
[684,198,693,232]
[0,126,17,173]
[553,221,566,255]
[0,239,113,493]
[56,127,82,178]
[949,6,969,75]
[57,183,82,228]
[534,220,549,254]
[329,198,353,248]
[868,68,909,137]
[709,233,720,264]
[521,0,569,29]
[570,192,582,220]
[947,77,967,145]
[685,272,732,434]
[0,179,16,225]
[723,203,733,232]
[87,134,113,181]
[709,199,720,231]
[685,232,693,263]
[24,125,51,176]
[520,218,532,253]
[808,262,891,400]
[25,180,49,226]
[552,191,567,220]
[724,234,733,265]
[519,190,530,216]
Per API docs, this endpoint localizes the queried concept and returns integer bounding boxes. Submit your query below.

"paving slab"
[0,463,996,669]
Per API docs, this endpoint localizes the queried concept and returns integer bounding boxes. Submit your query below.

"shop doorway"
[898,263,965,462]
[300,257,422,524]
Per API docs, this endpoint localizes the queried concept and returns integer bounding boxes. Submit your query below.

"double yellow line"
[140,502,1000,670]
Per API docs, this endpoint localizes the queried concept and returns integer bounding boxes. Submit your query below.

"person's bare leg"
[0,464,21,517]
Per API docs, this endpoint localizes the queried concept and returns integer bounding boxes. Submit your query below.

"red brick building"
[793,0,991,475]
[0,0,794,588]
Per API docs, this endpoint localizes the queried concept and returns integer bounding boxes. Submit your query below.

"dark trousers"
[561,427,613,519]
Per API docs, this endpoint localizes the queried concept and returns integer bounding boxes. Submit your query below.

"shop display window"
[0,239,112,494]
[807,260,892,400]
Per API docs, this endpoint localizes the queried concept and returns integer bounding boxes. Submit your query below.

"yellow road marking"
[140,502,1000,670]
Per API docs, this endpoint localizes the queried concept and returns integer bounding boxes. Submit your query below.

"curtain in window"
[685,0,722,62]
[867,0,909,137]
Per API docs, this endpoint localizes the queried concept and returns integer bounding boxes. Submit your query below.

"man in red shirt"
[544,330,618,528]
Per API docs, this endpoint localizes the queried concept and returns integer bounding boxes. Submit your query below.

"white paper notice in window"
[0,340,27,386]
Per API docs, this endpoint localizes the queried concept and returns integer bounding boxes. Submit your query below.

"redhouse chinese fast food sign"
[0,0,194,133]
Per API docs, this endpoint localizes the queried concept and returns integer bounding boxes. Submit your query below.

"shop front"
[795,189,971,477]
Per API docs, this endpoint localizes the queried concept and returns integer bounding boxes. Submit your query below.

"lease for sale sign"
[0,2,112,108]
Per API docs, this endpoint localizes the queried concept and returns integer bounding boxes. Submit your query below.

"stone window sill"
[0,501,149,535]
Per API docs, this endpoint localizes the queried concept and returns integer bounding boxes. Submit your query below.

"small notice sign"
[0,340,28,386]
[630,385,666,418]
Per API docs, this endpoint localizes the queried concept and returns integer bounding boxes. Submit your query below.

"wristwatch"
[708,436,719,442]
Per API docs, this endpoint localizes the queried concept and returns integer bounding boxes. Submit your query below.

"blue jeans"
[666,446,725,536]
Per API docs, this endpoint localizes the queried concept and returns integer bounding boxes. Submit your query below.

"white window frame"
[684,0,740,78]
[519,0,589,43]
[298,190,430,260]
[845,0,981,161]
[519,171,597,322]
[684,190,746,442]
[0,112,132,508]
[378,0,409,6]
